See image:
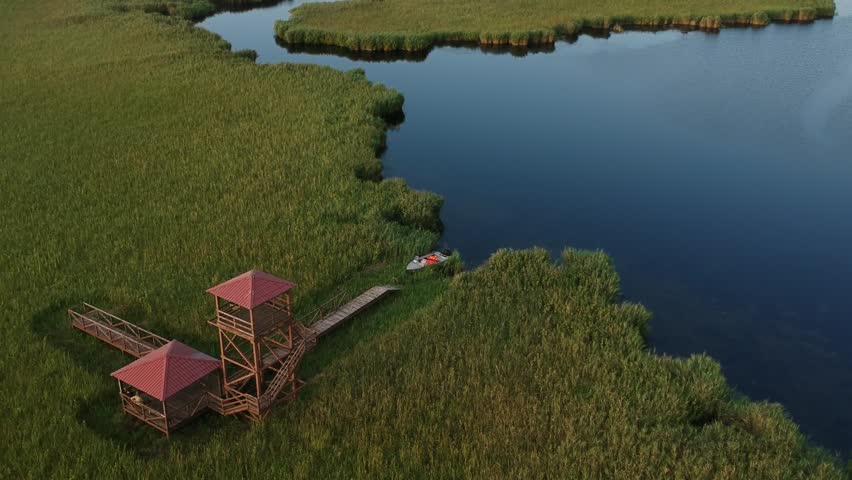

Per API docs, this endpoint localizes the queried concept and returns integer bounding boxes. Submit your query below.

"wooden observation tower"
[70,271,400,433]
[207,270,312,419]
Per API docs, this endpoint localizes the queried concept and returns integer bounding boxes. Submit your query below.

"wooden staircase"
[259,340,306,409]
[207,340,307,418]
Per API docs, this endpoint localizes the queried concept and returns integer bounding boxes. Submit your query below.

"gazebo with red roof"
[207,270,308,419]
[112,340,221,436]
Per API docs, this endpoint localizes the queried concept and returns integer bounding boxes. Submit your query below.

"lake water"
[200,1,852,454]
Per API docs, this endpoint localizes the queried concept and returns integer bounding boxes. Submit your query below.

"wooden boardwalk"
[69,303,168,358]
[309,285,400,339]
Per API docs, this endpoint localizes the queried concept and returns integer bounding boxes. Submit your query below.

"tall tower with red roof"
[207,270,308,419]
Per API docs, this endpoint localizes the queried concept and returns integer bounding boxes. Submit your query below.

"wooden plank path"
[68,303,169,358]
[309,285,400,339]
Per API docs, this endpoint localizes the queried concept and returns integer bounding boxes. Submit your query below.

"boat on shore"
[406,250,451,272]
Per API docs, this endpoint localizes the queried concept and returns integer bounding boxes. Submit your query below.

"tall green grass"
[300,247,845,477]
[0,0,848,477]
[275,0,836,52]
[98,0,283,20]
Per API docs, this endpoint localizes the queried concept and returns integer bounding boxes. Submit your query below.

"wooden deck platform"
[309,285,400,338]
[69,303,168,358]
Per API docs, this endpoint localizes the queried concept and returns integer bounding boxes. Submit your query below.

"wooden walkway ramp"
[308,285,400,339]
[68,303,168,358]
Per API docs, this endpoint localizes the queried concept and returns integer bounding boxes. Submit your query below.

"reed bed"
[289,248,847,477]
[102,0,283,20]
[0,0,848,477]
[275,0,836,52]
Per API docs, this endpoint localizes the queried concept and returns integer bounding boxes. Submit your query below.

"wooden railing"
[168,395,209,426]
[267,296,291,314]
[294,322,318,351]
[208,309,254,338]
[120,394,168,434]
[295,289,349,327]
[69,303,168,358]
[206,390,259,416]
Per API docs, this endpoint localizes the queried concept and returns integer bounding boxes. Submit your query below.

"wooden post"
[249,305,263,400]
[253,339,263,400]
[163,399,169,438]
[117,380,125,414]
[215,297,228,390]
[286,293,293,349]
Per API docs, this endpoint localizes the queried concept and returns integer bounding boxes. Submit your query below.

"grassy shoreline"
[2,0,850,476]
[105,0,286,21]
[275,0,836,52]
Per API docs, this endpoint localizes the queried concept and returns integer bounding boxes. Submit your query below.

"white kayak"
[406,250,450,271]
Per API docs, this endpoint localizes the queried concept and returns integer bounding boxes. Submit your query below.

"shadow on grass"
[30,297,211,376]
[31,296,139,377]
[75,387,251,459]
[30,298,252,459]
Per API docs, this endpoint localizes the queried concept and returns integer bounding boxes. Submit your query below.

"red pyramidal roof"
[207,270,296,309]
[111,341,220,401]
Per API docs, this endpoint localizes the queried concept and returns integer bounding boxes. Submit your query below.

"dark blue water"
[200,1,852,454]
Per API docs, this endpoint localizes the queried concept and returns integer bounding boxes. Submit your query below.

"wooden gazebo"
[111,340,221,436]
[207,270,309,419]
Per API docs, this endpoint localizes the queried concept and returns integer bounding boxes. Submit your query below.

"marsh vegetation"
[275,0,837,51]
[1,0,849,477]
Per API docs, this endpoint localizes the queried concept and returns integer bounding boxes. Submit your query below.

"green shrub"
[171,0,217,20]
[233,48,258,61]
[751,11,771,25]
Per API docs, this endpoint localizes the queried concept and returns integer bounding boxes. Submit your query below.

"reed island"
[275,0,837,51]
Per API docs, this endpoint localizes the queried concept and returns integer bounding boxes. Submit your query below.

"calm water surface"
[201,1,852,454]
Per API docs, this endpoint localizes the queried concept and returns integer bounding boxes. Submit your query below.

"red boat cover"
[207,270,296,309]
[111,341,220,401]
